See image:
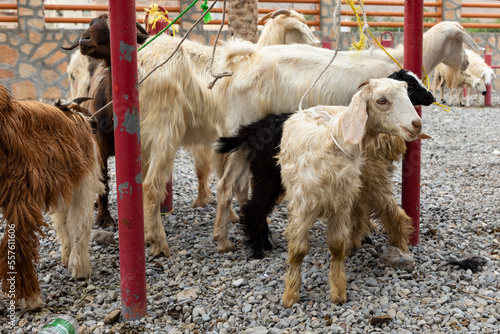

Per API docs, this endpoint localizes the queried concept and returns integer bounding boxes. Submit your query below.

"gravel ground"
[1,91,499,334]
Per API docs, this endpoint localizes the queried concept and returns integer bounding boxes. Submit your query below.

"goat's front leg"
[282,210,316,308]
[96,156,115,228]
[142,149,177,258]
[189,144,213,208]
[363,184,413,252]
[326,214,351,305]
[214,162,237,253]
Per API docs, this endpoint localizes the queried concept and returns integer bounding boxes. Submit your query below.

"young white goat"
[432,63,486,106]
[464,49,496,105]
[212,21,483,254]
[278,78,422,307]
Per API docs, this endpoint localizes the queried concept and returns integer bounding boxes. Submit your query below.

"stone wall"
[0,0,498,100]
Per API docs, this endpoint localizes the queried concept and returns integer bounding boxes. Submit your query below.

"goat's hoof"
[191,195,210,208]
[252,247,265,259]
[263,238,273,251]
[96,212,115,228]
[460,102,465,107]
[150,241,171,258]
[229,211,240,224]
[282,291,300,308]
[216,239,235,253]
[362,236,373,245]
[440,99,446,104]
[19,295,44,311]
[330,291,347,305]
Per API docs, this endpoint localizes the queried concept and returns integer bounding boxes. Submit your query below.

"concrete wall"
[0,0,498,100]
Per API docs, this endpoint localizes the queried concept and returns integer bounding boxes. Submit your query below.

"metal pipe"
[403,0,424,246]
[109,0,147,320]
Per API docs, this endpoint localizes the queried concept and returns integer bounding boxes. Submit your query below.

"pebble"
[1,102,499,334]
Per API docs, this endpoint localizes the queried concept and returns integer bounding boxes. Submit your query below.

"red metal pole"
[109,0,147,320]
[403,0,423,246]
[484,46,492,106]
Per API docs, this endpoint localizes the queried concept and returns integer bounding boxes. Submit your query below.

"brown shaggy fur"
[0,86,103,309]
[350,134,414,252]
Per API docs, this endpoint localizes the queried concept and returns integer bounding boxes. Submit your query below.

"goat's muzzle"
[482,91,487,96]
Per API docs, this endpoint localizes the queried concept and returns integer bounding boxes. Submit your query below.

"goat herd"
[0,10,494,314]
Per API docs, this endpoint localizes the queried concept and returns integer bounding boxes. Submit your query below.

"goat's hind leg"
[96,157,115,228]
[52,211,71,267]
[1,198,45,310]
[190,144,213,208]
[214,151,250,253]
[64,174,99,278]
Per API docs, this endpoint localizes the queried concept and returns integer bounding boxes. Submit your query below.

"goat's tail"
[216,113,294,155]
[215,134,249,155]
[0,193,46,309]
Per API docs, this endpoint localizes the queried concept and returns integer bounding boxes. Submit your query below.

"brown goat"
[62,14,149,227]
[0,86,103,309]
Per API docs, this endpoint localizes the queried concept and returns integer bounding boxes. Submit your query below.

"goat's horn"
[61,38,79,51]
[71,97,93,105]
[271,9,291,19]
[259,12,274,23]
[136,21,150,36]
[260,9,291,23]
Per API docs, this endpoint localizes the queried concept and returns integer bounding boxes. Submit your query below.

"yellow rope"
[346,0,368,52]
[145,4,179,36]
[366,29,403,69]
[366,30,450,112]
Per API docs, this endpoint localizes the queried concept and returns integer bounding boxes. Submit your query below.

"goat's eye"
[377,98,388,104]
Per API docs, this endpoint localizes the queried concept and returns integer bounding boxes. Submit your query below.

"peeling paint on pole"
[119,41,135,62]
[122,107,141,142]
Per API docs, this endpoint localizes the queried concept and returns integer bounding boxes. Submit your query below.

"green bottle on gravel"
[39,315,79,334]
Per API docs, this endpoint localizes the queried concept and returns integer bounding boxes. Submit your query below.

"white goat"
[278,78,422,307]
[432,63,486,106]
[212,21,483,253]
[67,51,101,100]
[135,10,319,257]
[465,49,496,104]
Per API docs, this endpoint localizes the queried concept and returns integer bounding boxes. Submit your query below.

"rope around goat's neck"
[304,107,354,159]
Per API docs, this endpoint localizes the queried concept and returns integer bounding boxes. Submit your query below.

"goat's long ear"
[342,89,368,145]
[457,30,483,51]
[284,21,320,45]
[493,71,497,79]
[62,38,79,51]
